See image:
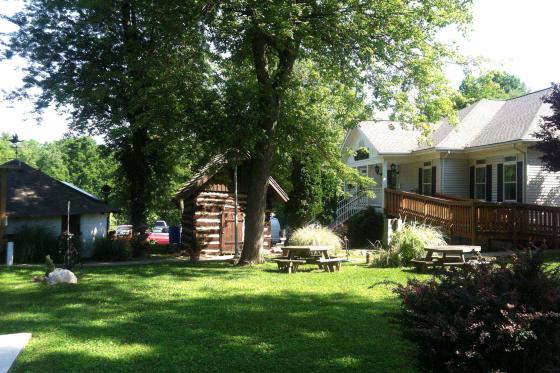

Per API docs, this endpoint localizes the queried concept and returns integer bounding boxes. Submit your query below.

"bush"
[346,207,384,247]
[289,225,342,251]
[393,250,560,373]
[92,238,132,261]
[390,222,446,265]
[370,247,401,268]
[13,225,60,263]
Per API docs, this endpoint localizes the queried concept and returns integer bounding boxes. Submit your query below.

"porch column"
[381,159,388,209]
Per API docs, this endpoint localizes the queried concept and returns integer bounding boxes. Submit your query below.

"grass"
[0,262,428,372]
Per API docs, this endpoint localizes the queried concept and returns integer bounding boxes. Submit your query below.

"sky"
[1,0,559,143]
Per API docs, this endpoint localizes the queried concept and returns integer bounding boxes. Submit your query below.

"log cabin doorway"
[220,210,244,255]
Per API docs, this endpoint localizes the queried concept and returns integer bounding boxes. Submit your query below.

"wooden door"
[220,210,244,254]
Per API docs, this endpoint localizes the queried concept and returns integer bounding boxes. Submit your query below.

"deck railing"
[385,189,560,248]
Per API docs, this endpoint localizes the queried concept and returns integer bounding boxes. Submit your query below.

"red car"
[148,231,169,245]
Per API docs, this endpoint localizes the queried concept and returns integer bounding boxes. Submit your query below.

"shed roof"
[3,160,115,218]
[175,156,289,203]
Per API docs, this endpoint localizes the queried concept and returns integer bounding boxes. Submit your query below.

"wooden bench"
[273,259,307,273]
[316,257,345,272]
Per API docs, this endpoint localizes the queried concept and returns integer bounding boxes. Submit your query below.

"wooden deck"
[385,189,560,249]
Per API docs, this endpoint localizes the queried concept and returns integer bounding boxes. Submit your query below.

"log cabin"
[174,156,288,254]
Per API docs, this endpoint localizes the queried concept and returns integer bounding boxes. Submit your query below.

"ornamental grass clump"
[289,225,342,251]
[393,250,560,373]
[390,221,446,265]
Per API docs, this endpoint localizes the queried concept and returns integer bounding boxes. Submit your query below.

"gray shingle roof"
[353,88,552,154]
[3,160,115,218]
[358,120,423,154]
[468,88,552,147]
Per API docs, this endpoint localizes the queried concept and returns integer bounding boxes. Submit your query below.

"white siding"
[526,148,560,206]
[80,213,108,258]
[6,216,61,236]
[468,153,521,203]
[441,158,469,197]
[397,158,440,194]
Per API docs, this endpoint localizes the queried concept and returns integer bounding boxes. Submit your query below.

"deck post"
[381,160,388,210]
[470,200,477,245]
[511,205,518,249]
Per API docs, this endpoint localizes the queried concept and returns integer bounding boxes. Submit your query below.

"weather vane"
[9,134,23,159]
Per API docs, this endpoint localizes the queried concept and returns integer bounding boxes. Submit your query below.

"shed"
[174,156,288,254]
[1,160,116,258]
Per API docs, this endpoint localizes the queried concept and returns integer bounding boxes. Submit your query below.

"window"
[504,163,517,201]
[422,167,432,195]
[475,166,486,200]
[357,166,367,176]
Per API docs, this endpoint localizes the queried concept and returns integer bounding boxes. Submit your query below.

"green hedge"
[13,225,61,263]
[92,238,132,261]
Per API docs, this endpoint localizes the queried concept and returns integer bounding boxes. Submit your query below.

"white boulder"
[46,268,78,285]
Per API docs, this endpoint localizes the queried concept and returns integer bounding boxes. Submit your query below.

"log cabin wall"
[195,185,247,253]
[180,182,272,254]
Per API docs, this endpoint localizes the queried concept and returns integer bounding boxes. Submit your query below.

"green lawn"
[0,262,426,372]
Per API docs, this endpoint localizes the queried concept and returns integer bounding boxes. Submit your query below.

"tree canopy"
[454,70,528,109]
[203,0,473,263]
[3,0,214,228]
[535,84,560,172]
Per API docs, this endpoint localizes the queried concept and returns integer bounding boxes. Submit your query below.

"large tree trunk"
[238,27,297,264]
[120,126,149,230]
[239,142,274,264]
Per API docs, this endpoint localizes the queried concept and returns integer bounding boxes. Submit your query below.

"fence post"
[553,212,559,250]
[6,241,13,266]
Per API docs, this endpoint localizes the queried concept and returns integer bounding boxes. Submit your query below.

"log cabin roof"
[174,155,289,203]
[2,160,116,218]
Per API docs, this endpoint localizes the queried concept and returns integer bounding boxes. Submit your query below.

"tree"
[455,70,528,109]
[205,1,472,263]
[3,0,214,229]
[279,62,372,227]
[535,84,560,171]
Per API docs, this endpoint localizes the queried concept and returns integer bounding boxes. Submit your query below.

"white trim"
[503,161,518,202]
[475,165,486,201]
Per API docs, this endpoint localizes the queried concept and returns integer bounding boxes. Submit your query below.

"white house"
[2,160,115,258]
[338,88,560,226]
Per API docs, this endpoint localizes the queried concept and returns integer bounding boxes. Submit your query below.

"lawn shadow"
[1,262,417,373]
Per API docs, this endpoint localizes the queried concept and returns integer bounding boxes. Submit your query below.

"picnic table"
[411,245,481,272]
[274,245,344,273]
[284,245,331,259]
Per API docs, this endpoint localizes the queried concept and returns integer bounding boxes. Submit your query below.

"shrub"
[346,207,384,247]
[370,247,401,268]
[289,225,342,251]
[92,238,132,261]
[390,222,446,265]
[13,225,60,263]
[393,250,560,373]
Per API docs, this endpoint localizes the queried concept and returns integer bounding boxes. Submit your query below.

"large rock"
[46,268,78,285]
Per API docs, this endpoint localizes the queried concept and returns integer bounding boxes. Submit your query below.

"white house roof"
[349,88,552,155]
